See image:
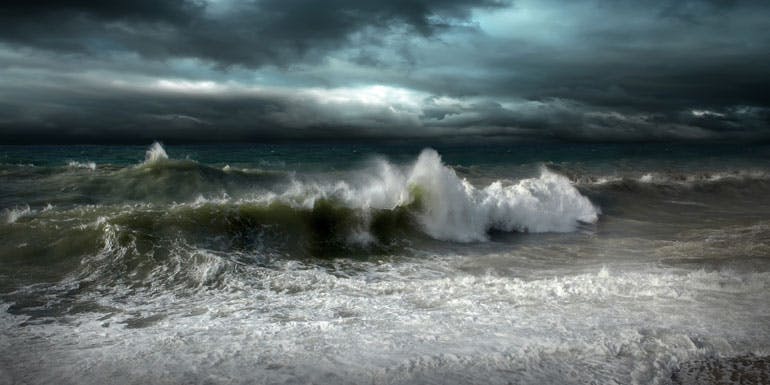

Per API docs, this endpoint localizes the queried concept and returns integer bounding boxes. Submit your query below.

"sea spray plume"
[404,149,599,241]
[144,141,169,164]
[405,149,485,241]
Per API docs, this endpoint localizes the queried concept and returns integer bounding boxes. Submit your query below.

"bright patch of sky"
[473,1,580,45]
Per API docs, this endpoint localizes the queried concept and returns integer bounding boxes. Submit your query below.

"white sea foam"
[634,170,769,185]
[67,160,96,170]
[639,173,654,183]
[565,169,770,187]
[3,259,768,385]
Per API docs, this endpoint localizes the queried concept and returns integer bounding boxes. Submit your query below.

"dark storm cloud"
[0,0,769,142]
[0,0,507,67]
[0,0,197,21]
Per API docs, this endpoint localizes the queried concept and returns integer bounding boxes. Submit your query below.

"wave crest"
[243,148,599,242]
[407,149,598,241]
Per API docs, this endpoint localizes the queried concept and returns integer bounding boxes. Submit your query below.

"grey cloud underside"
[2,75,766,143]
[0,0,769,142]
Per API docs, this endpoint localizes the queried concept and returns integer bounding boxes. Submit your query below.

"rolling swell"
[0,156,288,208]
[99,158,287,204]
[1,144,602,299]
[543,163,770,203]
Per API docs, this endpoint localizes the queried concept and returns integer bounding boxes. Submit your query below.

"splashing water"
[144,141,169,163]
[244,148,599,242]
[405,149,598,241]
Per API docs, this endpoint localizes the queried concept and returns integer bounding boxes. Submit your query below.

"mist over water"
[1,142,770,384]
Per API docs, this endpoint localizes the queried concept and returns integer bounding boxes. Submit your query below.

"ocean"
[1,142,769,384]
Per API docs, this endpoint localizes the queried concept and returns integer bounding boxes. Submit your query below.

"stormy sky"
[1,0,769,143]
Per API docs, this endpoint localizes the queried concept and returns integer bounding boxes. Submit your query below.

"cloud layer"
[1,0,769,142]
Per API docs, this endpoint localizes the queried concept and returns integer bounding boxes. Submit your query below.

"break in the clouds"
[1,0,769,142]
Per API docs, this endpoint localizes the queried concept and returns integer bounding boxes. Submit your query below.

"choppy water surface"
[1,142,769,384]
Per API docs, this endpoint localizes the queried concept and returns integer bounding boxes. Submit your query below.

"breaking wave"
[164,146,599,243]
[2,204,31,224]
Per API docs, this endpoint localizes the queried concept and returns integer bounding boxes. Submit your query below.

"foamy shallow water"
[2,251,769,385]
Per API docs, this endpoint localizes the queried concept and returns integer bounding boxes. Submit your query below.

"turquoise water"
[1,142,769,384]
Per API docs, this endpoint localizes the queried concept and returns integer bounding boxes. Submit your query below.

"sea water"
[1,142,769,384]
